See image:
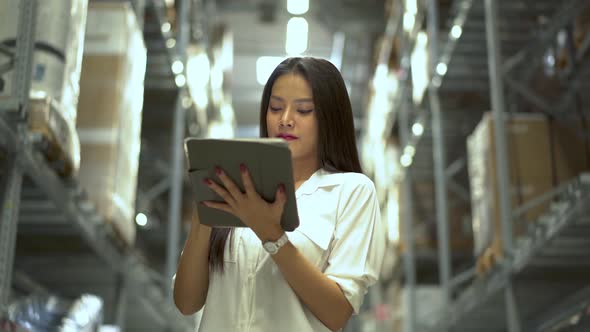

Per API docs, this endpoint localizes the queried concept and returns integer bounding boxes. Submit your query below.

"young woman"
[174,57,385,332]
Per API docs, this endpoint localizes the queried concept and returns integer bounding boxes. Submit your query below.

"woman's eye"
[298,109,313,114]
[269,107,282,112]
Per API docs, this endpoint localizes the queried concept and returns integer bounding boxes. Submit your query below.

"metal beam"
[502,0,590,74]
[428,0,452,317]
[165,0,190,300]
[13,0,36,114]
[485,1,521,331]
[114,273,129,330]
[399,2,416,331]
[0,155,22,310]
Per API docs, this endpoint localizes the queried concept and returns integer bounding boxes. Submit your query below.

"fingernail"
[215,166,223,175]
[202,179,212,185]
[279,184,285,193]
[240,163,246,173]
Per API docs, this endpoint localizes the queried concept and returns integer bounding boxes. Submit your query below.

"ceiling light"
[135,213,147,227]
[166,38,176,49]
[400,154,413,167]
[403,12,415,32]
[405,0,418,15]
[175,74,186,87]
[161,22,171,34]
[436,62,448,76]
[404,145,416,157]
[412,122,424,136]
[182,96,192,108]
[186,52,210,88]
[451,25,462,39]
[172,60,184,75]
[287,0,309,15]
[286,17,308,55]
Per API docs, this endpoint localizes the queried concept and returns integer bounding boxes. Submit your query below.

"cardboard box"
[77,2,146,247]
[28,97,80,177]
[468,112,590,265]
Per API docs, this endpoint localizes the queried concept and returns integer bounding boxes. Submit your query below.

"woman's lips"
[277,134,298,141]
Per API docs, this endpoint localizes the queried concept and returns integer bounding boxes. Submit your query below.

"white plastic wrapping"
[77,2,146,246]
[0,0,88,123]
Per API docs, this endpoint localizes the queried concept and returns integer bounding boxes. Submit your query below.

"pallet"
[27,97,79,178]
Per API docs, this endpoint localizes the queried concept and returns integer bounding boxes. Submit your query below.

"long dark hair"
[208,57,363,271]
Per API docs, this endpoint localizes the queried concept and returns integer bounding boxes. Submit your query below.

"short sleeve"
[324,177,386,314]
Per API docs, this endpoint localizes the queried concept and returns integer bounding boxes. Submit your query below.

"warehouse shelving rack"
[0,0,192,330]
[385,0,590,331]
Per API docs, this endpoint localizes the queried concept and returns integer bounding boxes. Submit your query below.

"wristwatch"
[262,233,289,255]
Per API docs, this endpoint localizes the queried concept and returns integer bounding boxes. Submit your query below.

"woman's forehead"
[270,75,314,104]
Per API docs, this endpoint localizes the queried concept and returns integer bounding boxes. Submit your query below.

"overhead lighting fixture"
[161,22,171,34]
[403,12,415,32]
[451,25,462,39]
[405,0,418,15]
[171,60,184,75]
[400,154,413,168]
[135,213,148,227]
[175,74,186,87]
[182,96,193,109]
[287,0,309,15]
[404,145,416,157]
[186,52,211,88]
[166,38,176,49]
[411,31,429,105]
[256,56,284,85]
[194,89,208,110]
[436,62,448,76]
[412,122,424,136]
[286,17,308,55]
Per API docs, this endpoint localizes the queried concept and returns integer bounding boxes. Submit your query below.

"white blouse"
[198,169,386,332]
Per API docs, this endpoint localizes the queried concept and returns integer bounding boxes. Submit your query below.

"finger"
[214,166,244,199]
[239,163,256,196]
[203,178,236,206]
[272,183,287,212]
[201,201,234,215]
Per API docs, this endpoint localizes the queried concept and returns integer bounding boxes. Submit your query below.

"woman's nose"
[279,108,294,127]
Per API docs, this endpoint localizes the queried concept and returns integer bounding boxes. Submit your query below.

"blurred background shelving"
[1,0,590,331]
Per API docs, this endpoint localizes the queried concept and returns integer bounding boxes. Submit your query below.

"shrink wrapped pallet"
[0,0,88,176]
[77,2,146,247]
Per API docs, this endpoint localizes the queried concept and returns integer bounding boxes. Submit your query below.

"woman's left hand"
[201,164,287,241]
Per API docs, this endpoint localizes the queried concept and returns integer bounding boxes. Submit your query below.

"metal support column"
[399,91,417,332]
[114,273,128,330]
[14,0,37,114]
[0,157,23,310]
[165,0,190,299]
[399,0,417,327]
[427,0,452,313]
[484,1,521,331]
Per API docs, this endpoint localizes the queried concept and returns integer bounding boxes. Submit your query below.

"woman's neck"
[292,158,320,190]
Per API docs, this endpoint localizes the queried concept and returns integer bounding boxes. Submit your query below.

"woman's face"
[266,73,319,166]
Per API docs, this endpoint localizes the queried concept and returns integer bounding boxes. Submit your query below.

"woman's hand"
[201,164,286,241]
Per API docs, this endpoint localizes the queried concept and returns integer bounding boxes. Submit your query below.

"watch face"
[263,242,277,253]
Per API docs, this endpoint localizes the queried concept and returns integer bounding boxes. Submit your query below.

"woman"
[174,57,385,332]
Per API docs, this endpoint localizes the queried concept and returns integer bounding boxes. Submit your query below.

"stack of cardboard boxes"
[467,112,590,274]
[76,2,146,246]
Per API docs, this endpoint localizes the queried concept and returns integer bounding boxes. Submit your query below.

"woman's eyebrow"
[270,96,313,103]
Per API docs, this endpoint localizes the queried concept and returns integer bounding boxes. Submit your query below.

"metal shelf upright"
[414,0,590,331]
[0,1,192,330]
